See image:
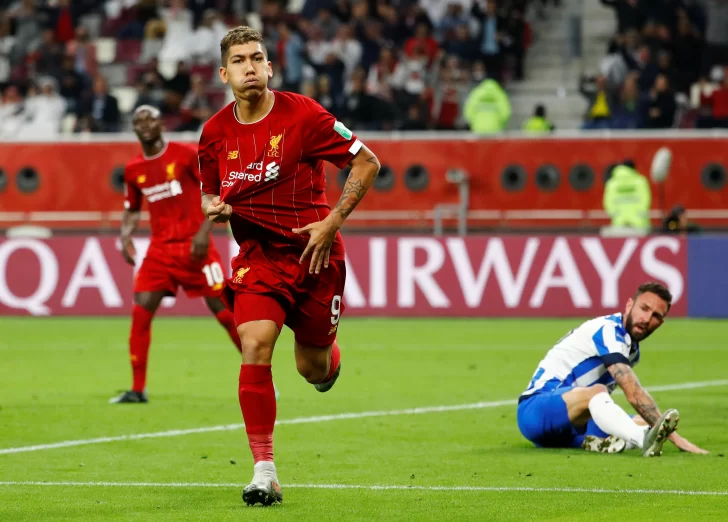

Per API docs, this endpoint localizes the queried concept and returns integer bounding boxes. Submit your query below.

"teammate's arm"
[607,362,662,427]
[293,145,380,274]
[120,209,141,266]
[121,169,143,266]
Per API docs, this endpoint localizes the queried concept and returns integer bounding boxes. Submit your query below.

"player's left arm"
[608,362,663,427]
[293,102,381,274]
[294,144,380,274]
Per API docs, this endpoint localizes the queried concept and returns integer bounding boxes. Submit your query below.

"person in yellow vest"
[523,105,555,133]
[603,159,652,231]
[464,70,511,134]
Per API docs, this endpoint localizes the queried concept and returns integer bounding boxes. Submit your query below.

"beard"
[625,309,654,342]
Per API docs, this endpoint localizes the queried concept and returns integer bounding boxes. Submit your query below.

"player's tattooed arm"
[330,145,381,224]
[608,362,662,426]
[120,210,141,266]
[293,143,380,274]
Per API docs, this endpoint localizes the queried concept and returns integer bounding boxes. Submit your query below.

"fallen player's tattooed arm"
[610,362,709,454]
[608,362,661,426]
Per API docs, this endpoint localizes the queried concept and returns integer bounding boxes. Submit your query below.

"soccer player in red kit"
[110,105,242,404]
[198,27,380,505]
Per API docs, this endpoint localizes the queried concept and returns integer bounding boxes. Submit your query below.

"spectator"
[400,103,429,130]
[404,23,440,65]
[158,0,195,65]
[0,84,26,137]
[443,23,479,64]
[391,44,431,108]
[672,11,703,94]
[0,15,15,88]
[315,74,342,117]
[66,26,99,82]
[341,66,386,131]
[7,0,43,66]
[603,159,651,232]
[331,24,363,82]
[162,61,191,114]
[58,55,85,112]
[50,0,76,45]
[600,0,647,33]
[580,75,618,129]
[366,47,398,98]
[76,75,120,133]
[276,21,305,93]
[612,72,641,128]
[643,73,676,128]
[523,104,555,133]
[463,68,511,133]
[193,10,230,65]
[32,30,65,80]
[22,77,67,138]
[313,8,340,41]
[701,0,728,75]
[696,74,728,128]
[473,0,506,82]
[177,74,213,132]
[661,205,701,234]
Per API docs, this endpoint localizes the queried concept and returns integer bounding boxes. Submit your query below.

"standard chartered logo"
[223,162,280,187]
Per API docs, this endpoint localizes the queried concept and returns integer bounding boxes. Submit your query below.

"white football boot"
[242,461,283,506]
[642,409,679,457]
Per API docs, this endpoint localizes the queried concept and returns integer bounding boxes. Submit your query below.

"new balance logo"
[265,162,279,182]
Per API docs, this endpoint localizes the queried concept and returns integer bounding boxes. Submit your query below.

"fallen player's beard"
[625,309,653,342]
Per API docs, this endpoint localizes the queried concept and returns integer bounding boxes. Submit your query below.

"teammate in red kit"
[110,105,243,404]
[199,27,380,505]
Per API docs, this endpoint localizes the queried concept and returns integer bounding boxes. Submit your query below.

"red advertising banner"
[0,235,686,317]
[1,135,727,228]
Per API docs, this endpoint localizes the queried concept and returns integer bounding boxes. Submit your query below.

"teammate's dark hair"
[634,282,672,312]
[220,26,267,66]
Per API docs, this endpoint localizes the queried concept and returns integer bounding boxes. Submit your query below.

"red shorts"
[222,240,346,347]
[134,245,225,298]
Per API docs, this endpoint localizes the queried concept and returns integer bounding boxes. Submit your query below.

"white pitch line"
[0,482,726,496]
[1,379,726,456]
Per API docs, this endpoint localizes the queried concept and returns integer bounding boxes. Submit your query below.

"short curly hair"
[220,26,267,66]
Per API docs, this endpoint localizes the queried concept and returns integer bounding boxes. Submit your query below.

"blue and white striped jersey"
[520,313,640,401]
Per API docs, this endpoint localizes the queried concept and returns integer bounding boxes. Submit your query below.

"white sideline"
[1,379,726,456]
[0,481,726,496]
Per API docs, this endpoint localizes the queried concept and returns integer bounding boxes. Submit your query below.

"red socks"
[326,339,341,382]
[129,304,153,392]
[215,309,242,353]
[239,364,276,463]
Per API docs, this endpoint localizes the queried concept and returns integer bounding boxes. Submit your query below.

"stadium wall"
[1,131,728,230]
[1,233,725,318]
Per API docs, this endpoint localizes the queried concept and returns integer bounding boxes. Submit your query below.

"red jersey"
[124,142,205,257]
[198,91,363,260]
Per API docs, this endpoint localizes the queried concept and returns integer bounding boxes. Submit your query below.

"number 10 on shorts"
[202,262,225,287]
[331,295,342,325]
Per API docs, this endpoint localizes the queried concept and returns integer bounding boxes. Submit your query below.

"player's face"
[624,292,668,341]
[220,43,272,99]
[132,110,162,145]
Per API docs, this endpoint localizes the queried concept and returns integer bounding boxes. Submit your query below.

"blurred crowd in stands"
[0,0,538,137]
[581,0,728,130]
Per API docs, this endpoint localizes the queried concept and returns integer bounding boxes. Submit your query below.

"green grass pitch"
[1,316,727,521]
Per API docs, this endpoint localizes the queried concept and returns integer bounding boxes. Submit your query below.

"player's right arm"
[607,363,663,427]
[198,123,233,223]
[121,168,142,266]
